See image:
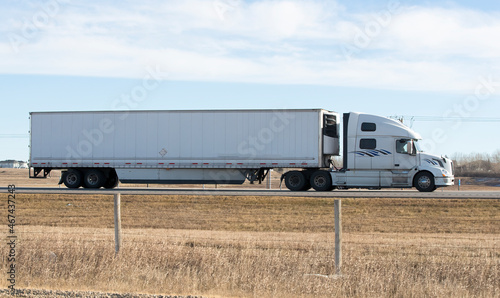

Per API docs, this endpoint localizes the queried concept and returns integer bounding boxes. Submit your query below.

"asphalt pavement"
[2,186,499,199]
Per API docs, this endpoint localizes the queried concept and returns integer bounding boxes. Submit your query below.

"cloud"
[0,0,499,92]
[377,7,500,58]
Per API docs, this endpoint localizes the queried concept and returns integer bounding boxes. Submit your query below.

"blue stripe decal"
[424,159,438,166]
[351,149,392,157]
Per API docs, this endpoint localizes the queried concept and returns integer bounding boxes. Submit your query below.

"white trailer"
[29,109,454,192]
[29,109,339,188]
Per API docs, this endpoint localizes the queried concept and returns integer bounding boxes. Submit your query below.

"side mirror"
[407,140,415,156]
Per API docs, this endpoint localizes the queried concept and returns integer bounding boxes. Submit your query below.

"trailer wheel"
[310,171,332,191]
[414,172,436,192]
[83,169,105,188]
[284,171,307,191]
[62,169,82,188]
[302,180,312,191]
[104,171,119,189]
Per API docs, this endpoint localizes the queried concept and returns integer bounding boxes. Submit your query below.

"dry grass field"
[1,169,500,297]
[1,190,499,297]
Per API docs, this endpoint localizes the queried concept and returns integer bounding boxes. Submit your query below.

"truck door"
[394,139,417,169]
[392,139,417,185]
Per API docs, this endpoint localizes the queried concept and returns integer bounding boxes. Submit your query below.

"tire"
[103,171,119,189]
[302,180,312,191]
[284,171,307,191]
[63,169,82,188]
[414,172,436,192]
[83,169,105,189]
[310,170,332,191]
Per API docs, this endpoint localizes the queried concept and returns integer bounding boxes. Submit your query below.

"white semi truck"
[29,109,454,192]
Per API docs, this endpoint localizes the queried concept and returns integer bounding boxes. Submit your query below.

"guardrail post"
[267,170,272,190]
[114,193,122,253]
[334,199,342,275]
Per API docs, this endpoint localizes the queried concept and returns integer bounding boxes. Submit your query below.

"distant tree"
[452,151,500,177]
[493,149,500,164]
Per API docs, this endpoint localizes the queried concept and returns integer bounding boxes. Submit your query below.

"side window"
[361,122,376,132]
[396,139,409,154]
[360,138,376,149]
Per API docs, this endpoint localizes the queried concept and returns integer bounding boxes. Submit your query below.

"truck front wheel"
[310,171,332,191]
[62,169,82,188]
[414,172,436,192]
[284,171,307,191]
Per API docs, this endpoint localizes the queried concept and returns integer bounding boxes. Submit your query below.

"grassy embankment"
[1,193,499,297]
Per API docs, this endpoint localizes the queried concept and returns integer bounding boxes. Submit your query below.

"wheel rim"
[418,176,431,189]
[67,173,78,184]
[87,174,99,186]
[314,175,326,187]
[289,175,301,187]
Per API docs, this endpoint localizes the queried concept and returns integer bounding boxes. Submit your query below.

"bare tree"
[452,151,500,177]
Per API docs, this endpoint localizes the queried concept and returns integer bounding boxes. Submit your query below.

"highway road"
[2,187,500,199]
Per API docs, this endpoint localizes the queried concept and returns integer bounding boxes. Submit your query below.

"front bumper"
[435,176,454,187]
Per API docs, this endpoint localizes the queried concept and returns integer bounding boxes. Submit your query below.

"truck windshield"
[414,139,423,152]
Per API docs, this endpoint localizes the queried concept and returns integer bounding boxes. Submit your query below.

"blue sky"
[1,0,500,161]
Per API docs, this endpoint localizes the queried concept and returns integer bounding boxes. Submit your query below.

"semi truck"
[29,109,454,192]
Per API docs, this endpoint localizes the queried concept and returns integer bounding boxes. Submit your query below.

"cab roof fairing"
[348,112,422,140]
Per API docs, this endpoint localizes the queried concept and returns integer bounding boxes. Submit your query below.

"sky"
[1,0,500,161]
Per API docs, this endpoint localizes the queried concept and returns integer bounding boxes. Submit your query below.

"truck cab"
[330,112,454,192]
